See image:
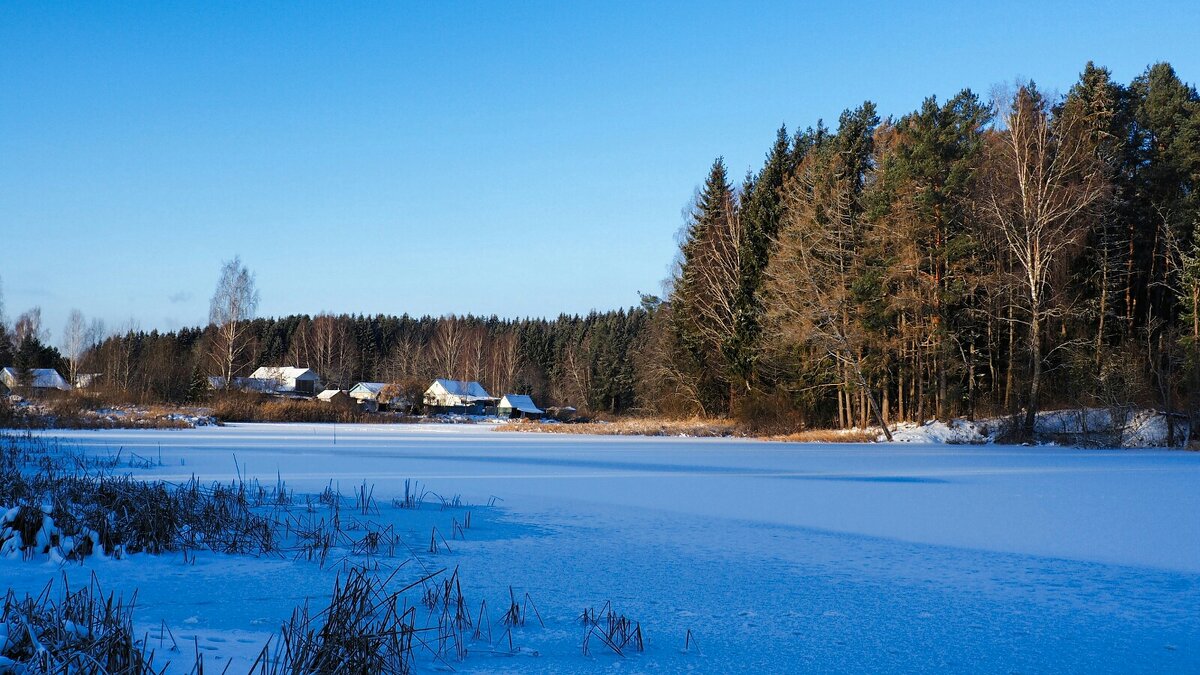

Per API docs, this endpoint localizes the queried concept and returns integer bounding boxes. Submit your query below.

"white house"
[0,367,71,392]
[349,382,387,406]
[247,366,321,395]
[423,379,495,412]
[497,394,544,419]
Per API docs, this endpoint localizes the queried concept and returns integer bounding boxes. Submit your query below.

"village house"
[348,382,411,412]
[349,383,383,412]
[206,367,322,396]
[497,394,544,420]
[316,388,355,410]
[423,379,496,415]
[0,367,71,393]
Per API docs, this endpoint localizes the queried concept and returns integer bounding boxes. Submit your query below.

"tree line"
[0,270,647,413]
[654,61,1200,436]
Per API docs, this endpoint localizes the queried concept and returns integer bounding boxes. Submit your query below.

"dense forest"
[656,61,1200,436]
[3,61,1198,434]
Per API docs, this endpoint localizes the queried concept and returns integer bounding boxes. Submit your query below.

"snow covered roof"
[250,366,319,381]
[430,379,493,401]
[350,382,387,395]
[317,389,346,401]
[0,367,70,390]
[499,394,543,414]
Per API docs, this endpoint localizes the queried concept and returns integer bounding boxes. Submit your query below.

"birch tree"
[980,85,1109,436]
[61,309,88,386]
[430,319,464,380]
[208,257,260,389]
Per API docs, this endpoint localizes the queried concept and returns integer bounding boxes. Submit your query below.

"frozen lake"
[7,423,1200,672]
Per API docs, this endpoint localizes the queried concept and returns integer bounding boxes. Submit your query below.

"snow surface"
[4,423,1200,672]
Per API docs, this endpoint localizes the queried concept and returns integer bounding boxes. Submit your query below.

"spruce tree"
[730,126,792,398]
[674,157,740,413]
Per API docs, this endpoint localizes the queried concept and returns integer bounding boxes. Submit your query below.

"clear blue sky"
[2,1,1197,339]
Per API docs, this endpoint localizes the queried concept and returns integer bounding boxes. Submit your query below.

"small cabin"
[316,389,355,410]
[498,394,544,420]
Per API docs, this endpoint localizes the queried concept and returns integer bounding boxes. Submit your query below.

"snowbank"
[884,408,1191,448]
[888,418,997,444]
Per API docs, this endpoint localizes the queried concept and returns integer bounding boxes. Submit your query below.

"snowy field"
[5,423,1200,672]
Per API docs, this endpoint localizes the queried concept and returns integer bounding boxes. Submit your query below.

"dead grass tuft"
[1,574,160,673]
[770,428,879,443]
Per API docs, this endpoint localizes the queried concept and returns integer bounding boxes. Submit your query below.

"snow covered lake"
[6,423,1200,672]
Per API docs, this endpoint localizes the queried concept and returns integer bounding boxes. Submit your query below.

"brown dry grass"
[211,395,367,424]
[495,417,741,438]
[769,428,879,443]
[0,393,198,430]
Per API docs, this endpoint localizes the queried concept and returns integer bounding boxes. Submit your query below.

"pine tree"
[1061,63,1127,367]
[875,91,989,418]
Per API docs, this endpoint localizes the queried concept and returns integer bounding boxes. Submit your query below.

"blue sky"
[2,1,1197,339]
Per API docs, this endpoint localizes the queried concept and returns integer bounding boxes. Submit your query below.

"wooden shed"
[498,394,544,419]
[316,389,355,410]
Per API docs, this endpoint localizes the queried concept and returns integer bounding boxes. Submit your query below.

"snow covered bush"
[0,432,278,561]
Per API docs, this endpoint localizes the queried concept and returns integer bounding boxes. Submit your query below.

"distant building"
[546,406,578,421]
[316,389,355,409]
[0,367,71,392]
[348,382,410,412]
[423,379,496,414]
[247,367,321,395]
[498,394,544,419]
